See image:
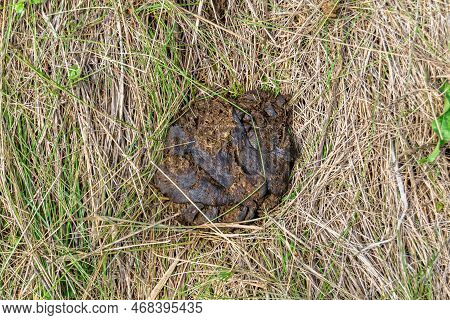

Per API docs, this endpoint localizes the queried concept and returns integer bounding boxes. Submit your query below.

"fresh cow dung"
[154,90,295,225]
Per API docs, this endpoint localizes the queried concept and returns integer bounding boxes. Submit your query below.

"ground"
[0,0,448,299]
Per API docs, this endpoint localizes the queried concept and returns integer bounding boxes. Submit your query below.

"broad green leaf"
[422,81,450,163]
[14,1,25,14]
[431,109,450,142]
[68,65,81,83]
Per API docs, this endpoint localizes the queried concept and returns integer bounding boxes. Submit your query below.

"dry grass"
[0,0,449,299]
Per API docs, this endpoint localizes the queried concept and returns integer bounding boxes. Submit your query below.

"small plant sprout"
[421,81,450,163]
[68,65,81,84]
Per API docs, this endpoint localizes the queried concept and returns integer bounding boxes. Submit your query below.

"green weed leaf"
[14,1,26,14]
[68,65,81,83]
[217,270,233,282]
[422,81,450,163]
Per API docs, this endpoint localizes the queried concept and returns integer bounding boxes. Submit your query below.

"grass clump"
[0,0,448,299]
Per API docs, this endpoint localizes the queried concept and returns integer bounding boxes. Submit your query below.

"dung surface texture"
[154,90,295,225]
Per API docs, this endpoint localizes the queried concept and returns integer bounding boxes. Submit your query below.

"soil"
[154,90,295,225]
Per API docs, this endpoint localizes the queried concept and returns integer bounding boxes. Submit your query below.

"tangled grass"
[0,0,448,299]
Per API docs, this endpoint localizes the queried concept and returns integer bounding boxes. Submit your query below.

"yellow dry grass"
[0,0,448,299]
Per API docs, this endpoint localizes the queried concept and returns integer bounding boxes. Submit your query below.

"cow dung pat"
[154,90,295,225]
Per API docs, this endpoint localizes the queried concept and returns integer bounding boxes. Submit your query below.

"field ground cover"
[0,0,449,299]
